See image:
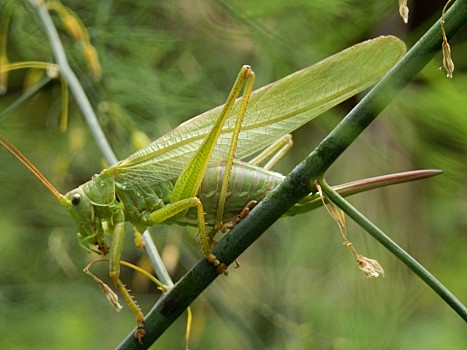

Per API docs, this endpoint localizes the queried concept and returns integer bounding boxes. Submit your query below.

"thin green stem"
[318,179,467,321]
[141,229,175,288]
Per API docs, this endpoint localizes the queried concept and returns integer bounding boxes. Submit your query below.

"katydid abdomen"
[185,160,284,226]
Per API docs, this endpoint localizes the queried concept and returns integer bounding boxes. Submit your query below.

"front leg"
[109,220,146,344]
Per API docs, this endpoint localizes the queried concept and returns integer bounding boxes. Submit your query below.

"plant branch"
[318,179,467,321]
[116,1,466,348]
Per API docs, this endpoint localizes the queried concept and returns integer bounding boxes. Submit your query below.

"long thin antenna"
[0,134,63,200]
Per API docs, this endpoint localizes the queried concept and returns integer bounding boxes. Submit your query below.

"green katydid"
[1,36,407,343]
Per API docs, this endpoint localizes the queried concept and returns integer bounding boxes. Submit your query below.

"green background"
[0,0,465,349]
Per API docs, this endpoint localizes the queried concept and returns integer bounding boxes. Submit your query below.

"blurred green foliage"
[0,0,465,349]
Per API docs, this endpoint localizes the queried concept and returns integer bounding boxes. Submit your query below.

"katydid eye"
[71,193,81,205]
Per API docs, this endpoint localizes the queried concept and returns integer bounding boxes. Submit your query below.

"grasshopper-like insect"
[1,36,405,343]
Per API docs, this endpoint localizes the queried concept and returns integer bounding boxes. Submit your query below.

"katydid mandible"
[1,36,405,343]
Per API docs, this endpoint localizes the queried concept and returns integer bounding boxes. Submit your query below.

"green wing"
[112,36,405,186]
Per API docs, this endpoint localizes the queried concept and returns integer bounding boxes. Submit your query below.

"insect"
[1,36,405,343]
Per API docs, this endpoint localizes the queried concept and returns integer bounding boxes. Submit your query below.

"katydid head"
[64,172,116,255]
[0,134,107,254]
[63,187,101,252]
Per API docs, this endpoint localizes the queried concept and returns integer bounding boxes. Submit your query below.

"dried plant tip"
[83,266,122,311]
[316,181,347,240]
[442,39,454,78]
[98,280,123,311]
[46,65,60,79]
[356,255,384,278]
[399,0,409,23]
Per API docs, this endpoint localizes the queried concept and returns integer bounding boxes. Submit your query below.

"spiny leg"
[108,220,146,344]
[213,67,255,232]
[169,65,255,272]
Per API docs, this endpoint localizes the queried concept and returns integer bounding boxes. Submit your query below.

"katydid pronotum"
[1,36,408,343]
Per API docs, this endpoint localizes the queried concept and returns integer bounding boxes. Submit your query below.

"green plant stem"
[116,1,466,348]
[318,179,467,321]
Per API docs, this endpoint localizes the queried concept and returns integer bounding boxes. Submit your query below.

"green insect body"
[64,155,291,253]
[1,36,407,344]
